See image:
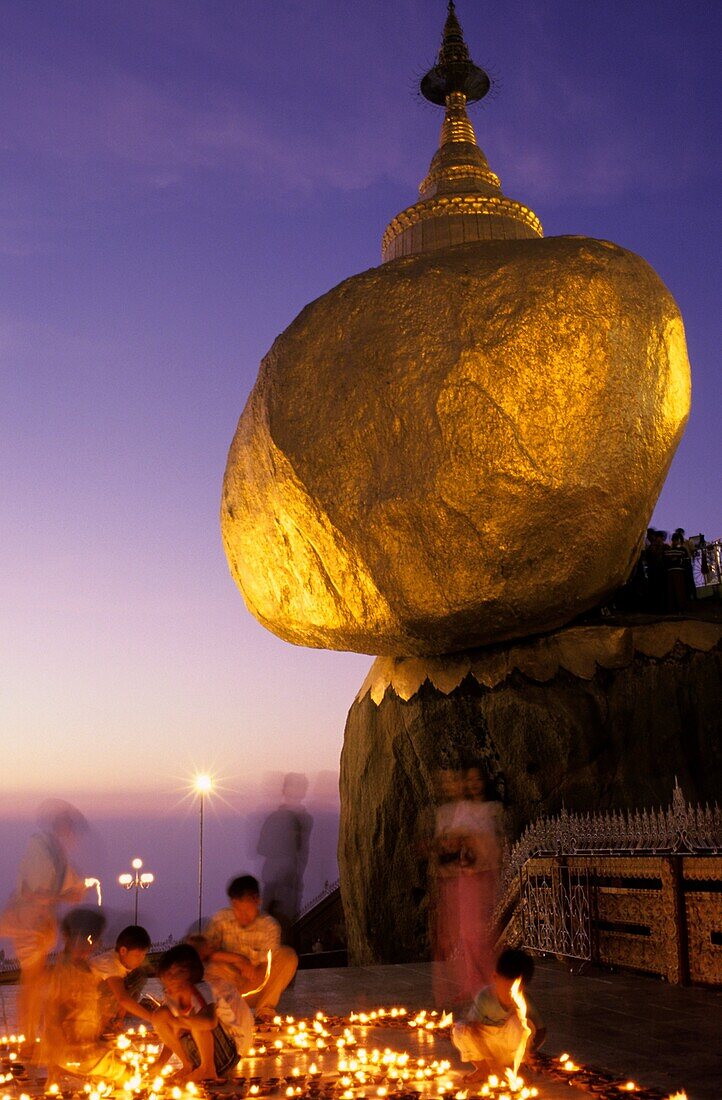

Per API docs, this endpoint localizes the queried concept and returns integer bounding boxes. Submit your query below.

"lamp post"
[118,857,155,924]
[194,774,213,932]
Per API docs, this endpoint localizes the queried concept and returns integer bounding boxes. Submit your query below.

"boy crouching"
[452,948,545,1084]
[154,943,239,1084]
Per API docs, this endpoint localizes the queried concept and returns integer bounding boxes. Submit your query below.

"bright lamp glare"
[195,774,213,794]
[140,873,154,884]
[118,874,133,886]
[131,857,143,870]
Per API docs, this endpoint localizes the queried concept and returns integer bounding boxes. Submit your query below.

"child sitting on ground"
[452,947,546,1084]
[154,943,239,1083]
[42,908,127,1084]
[186,934,253,1055]
[89,924,154,1030]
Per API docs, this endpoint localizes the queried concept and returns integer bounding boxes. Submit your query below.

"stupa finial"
[381,1,542,261]
[420,0,491,106]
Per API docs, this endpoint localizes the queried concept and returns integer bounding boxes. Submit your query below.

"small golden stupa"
[383,1,541,260]
[222,2,690,657]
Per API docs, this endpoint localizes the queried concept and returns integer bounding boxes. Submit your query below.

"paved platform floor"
[280,959,721,1100]
[1,959,720,1099]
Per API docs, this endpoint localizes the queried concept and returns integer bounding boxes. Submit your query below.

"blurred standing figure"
[0,800,88,1047]
[431,766,502,1008]
[432,767,465,1007]
[257,774,313,944]
[456,766,502,999]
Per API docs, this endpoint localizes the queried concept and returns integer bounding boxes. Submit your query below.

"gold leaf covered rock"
[222,235,690,655]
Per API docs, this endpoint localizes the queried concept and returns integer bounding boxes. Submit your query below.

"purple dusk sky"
[2,0,720,819]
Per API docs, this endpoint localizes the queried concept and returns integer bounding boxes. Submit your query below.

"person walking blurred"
[0,800,89,1050]
[257,773,312,946]
[431,764,502,1007]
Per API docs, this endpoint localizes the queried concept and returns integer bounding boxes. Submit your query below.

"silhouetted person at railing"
[665,530,692,611]
[612,547,648,614]
[0,800,89,1051]
[257,773,313,945]
[643,528,668,613]
[672,528,697,602]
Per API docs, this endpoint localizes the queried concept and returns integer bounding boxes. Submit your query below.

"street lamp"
[118,857,155,924]
[194,774,213,932]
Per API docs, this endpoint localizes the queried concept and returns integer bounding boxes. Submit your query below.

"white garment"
[453,1016,526,1071]
[89,950,128,981]
[205,968,253,1056]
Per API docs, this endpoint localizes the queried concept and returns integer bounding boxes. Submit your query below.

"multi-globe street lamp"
[118,857,155,924]
[194,774,213,932]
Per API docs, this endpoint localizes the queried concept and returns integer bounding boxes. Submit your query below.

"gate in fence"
[520,860,592,963]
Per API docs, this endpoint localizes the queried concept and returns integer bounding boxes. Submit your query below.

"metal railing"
[692,535,722,587]
[500,780,722,896]
[496,783,722,985]
[0,935,178,979]
[296,878,340,920]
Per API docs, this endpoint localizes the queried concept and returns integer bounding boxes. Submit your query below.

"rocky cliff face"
[339,619,722,964]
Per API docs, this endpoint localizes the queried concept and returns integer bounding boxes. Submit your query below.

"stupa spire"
[382,1,542,262]
[420,0,491,106]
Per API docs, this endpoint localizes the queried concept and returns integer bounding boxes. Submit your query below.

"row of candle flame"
[0,1006,688,1100]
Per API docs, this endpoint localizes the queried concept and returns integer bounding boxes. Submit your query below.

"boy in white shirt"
[89,924,154,1029]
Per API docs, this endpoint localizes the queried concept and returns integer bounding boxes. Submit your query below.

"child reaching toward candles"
[154,943,240,1083]
[451,947,546,1084]
[90,924,154,1031]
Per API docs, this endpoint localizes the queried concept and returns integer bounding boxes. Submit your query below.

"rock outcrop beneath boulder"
[338,618,722,964]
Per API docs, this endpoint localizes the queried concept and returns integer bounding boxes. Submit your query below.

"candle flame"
[507,977,532,1088]
[242,950,273,998]
[84,877,102,906]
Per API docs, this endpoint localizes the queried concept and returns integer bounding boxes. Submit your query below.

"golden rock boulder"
[222,235,690,656]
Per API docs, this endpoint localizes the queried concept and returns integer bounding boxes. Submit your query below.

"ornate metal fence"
[520,861,592,962]
[691,535,722,588]
[498,783,722,984]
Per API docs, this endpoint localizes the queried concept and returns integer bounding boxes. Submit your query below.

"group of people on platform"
[2,790,545,1086]
[615,526,702,614]
[0,801,300,1084]
[640,527,698,613]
